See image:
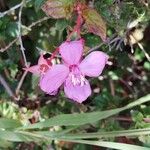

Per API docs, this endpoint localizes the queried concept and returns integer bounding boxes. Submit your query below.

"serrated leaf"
[41,0,74,19]
[82,8,106,41]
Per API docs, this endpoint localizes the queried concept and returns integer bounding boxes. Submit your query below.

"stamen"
[69,65,87,86]
[80,76,86,86]
[70,73,86,86]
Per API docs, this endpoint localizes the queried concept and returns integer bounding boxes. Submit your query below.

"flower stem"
[67,3,84,41]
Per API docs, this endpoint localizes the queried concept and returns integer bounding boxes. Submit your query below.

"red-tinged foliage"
[41,0,75,19]
[82,8,107,41]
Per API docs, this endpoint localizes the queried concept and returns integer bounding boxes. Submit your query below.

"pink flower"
[24,54,50,76]
[40,40,108,103]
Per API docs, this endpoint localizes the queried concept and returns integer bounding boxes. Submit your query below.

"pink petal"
[24,65,40,75]
[79,51,108,77]
[59,40,84,65]
[64,77,91,103]
[40,64,69,95]
[38,54,48,65]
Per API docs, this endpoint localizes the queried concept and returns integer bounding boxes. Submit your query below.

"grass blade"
[18,94,150,130]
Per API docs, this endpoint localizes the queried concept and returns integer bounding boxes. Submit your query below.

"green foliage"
[34,0,45,11]
[0,95,149,149]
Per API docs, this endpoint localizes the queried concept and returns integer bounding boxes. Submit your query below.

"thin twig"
[0,17,50,53]
[0,0,31,18]
[28,16,50,29]
[115,116,150,123]
[86,34,118,55]
[116,38,124,51]
[109,36,121,44]
[138,42,150,62]
[130,34,150,61]
[86,42,105,55]
[15,63,30,96]
[0,74,17,100]
[109,79,115,96]
[18,0,28,67]
[115,116,132,122]
[119,79,134,94]
[0,38,18,52]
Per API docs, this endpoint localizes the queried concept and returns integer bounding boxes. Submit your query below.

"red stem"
[75,13,83,36]
[67,4,83,41]
[47,4,84,64]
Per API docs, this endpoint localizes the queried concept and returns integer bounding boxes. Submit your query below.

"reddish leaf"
[41,0,75,19]
[82,8,107,41]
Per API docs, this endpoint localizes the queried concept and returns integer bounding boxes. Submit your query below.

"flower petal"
[79,51,108,77]
[40,64,69,95]
[24,65,40,75]
[64,77,91,103]
[59,40,84,65]
[38,54,48,65]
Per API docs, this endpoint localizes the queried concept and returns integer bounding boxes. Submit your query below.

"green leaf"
[144,61,150,71]
[0,130,48,142]
[0,139,13,148]
[41,0,75,19]
[0,130,33,142]
[0,130,149,149]
[55,128,150,139]
[18,94,150,130]
[0,118,22,129]
[55,19,69,31]
[34,0,45,11]
[82,8,106,41]
[30,127,77,139]
[18,108,123,129]
[6,22,18,37]
[61,140,150,150]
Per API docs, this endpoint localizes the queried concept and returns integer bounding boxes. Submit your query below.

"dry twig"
[18,0,28,67]
[0,74,18,101]
[86,34,118,55]
[0,0,31,18]
[0,17,50,54]
[0,38,18,52]
[15,63,30,96]
[28,16,50,29]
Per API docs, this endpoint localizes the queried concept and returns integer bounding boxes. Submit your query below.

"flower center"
[69,65,87,86]
[39,64,49,74]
